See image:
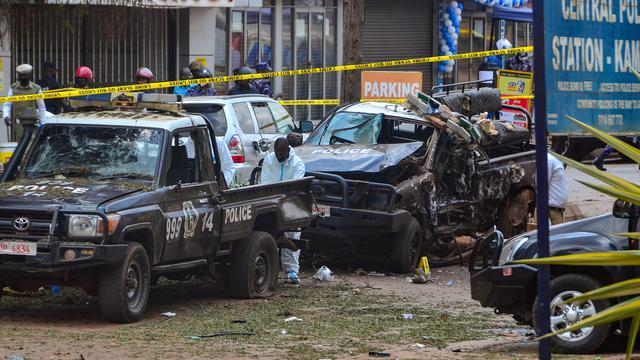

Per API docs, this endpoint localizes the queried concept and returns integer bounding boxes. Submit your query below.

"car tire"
[533,273,611,354]
[228,231,278,299]
[99,242,151,323]
[389,217,423,273]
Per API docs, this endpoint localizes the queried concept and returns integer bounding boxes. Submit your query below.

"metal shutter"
[11,5,169,87]
[362,0,434,91]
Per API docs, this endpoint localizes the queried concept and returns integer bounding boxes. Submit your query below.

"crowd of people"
[12,60,276,116]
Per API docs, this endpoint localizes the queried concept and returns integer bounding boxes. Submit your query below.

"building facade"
[0,0,532,132]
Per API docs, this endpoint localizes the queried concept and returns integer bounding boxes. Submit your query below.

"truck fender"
[121,222,156,264]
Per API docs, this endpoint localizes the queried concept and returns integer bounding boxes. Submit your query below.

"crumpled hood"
[295,142,424,173]
[0,178,149,208]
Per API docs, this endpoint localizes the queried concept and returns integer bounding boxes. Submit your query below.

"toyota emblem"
[13,217,30,231]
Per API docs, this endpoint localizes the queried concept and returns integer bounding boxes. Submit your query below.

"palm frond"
[552,152,640,193]
[540,296,640,340]
[630,65,640,81]
[627,315,640,360]
[566,116,640,165]
[560,278,640,304]
[514,251,640,266]
[612,232,640,239]
[577,180,640,206]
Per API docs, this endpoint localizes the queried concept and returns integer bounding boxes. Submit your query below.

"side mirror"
[613,199,636,218]
[299,120,314,133]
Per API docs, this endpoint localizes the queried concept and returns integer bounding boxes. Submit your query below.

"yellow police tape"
[279,95,534,106]
[3,46,532,103]
[277,99,340,106]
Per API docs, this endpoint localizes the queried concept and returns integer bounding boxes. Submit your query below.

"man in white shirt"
[548,153,569,224]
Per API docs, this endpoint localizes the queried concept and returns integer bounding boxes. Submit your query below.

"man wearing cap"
[3,64,47,141]
[37,62,65,114]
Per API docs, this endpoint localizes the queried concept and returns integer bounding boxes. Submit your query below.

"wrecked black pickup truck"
[0,94,313,323]
[296,91,536,272]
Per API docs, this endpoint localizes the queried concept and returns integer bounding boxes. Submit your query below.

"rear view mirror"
[299,120,314,133]
[613,199,637,218]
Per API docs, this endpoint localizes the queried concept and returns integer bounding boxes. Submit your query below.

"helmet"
[135,67,154,80]
[199,68,212,78]
[180,67,193,80]
[255,62,272,73]
[75,66,93,80]
[237,67,256,75]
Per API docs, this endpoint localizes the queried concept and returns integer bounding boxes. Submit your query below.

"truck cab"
[0,93,315,323]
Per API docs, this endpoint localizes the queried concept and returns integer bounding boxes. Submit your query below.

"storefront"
[196,0,341,121]
[362,0,436,93]
[443,0,533,86]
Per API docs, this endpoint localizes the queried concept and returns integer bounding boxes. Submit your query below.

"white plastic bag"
[313,266,334,282]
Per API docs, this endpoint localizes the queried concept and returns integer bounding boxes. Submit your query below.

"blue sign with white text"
[545,0,640,134]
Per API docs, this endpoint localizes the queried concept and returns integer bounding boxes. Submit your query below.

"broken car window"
[23,125,163,180]
[306,112,383,145]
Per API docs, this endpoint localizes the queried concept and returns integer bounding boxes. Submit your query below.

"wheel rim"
[126,263,144,308]
[550,290,596,342]
[254,252,269,293]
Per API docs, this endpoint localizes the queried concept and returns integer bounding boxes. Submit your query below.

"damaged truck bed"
[296,93,536,272]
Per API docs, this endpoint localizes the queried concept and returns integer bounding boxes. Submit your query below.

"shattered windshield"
[23,125,163,180]
[306,112,383,145]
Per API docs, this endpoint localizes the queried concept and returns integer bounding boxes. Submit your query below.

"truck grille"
[0,209,63,240]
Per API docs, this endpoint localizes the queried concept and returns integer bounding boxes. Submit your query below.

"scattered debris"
[412,269,429,284]
[412,343,426,349]
[451,348,462,353]
[284,316,303,322]
[351,288,362,295]
[51,285,62,295]
[368,351,390,357]
[281,329,288,335]
[402,313,414,320]
[313,266,334,281]
[230,319,246,323]
[445,280,455,286]
[160,312,176,318]
[367,271,386,277]
[5,355,24,360]
[188,331,256,339]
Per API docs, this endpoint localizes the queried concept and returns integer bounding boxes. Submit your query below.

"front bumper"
[0,242,128,273]
[470,264,537,308]
[303,207,412,241]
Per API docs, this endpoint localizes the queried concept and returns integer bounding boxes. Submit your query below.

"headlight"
[498,236,530,265]
[68,214,120,238]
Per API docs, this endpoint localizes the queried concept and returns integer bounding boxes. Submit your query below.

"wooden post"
[340,0,365,104]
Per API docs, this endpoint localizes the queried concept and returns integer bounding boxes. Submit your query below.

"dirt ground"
[0,164,636,360]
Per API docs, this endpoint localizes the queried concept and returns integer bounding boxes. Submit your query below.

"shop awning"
[492,6,532,23]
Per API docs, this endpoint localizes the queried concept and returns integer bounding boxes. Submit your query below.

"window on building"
[215,8,229,94]
[284,1,338,122]
[231,5,274,72]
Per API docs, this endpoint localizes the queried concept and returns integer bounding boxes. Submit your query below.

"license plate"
[312,204,331,218]
[0,241,37,256]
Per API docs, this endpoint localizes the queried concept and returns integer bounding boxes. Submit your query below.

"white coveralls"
[260,147,306,274]
[216,137,236,187]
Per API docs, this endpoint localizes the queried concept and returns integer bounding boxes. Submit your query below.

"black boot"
[593,154,607,171]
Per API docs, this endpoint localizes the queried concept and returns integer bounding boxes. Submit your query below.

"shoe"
[593,157,606,171]
[284,272,300,285]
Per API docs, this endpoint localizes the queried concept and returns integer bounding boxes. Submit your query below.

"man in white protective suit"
[260,137,305,285]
